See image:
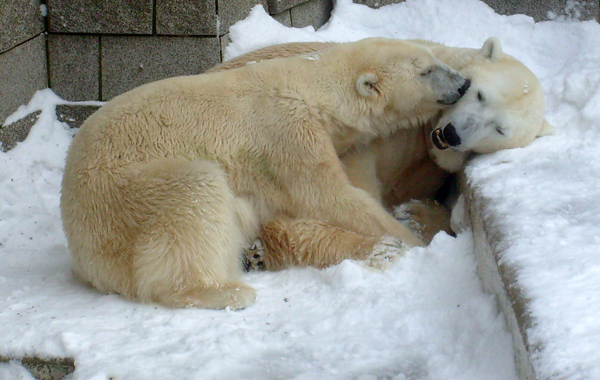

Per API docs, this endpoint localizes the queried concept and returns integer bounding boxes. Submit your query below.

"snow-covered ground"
[1,0,599,379]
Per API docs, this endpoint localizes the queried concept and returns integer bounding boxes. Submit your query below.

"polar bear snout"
[442,124,461,146]
[431,128,449,150]
[421,62,469,106]
[436,75,470,105]
[458,79,471,97]
[431,123,461,149]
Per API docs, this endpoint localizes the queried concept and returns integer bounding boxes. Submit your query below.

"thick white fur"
[432,37,554,154]
[213,38,553,269]
[61,38,469,309]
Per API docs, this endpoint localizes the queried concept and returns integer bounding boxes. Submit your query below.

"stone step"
[464,179,538,380]
[0,356,74,380]
[0,104,100,152]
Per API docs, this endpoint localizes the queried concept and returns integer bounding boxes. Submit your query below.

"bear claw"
[362,237,406,269]
[243,239,265,272]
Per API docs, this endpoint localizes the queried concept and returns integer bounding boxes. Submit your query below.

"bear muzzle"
[431,128,449,150]
[437,79,471,105]
[431,123,462,150]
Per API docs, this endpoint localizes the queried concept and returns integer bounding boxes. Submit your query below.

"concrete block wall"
[45,0,333,104]
[0,0,47,123]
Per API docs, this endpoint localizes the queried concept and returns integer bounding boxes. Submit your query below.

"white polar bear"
[212,38,553,270]
[60,37,470,309]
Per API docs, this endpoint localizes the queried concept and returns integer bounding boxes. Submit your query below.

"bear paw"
[393,200,426,240]
[243,238,265,272]
[394,199,453,244]
[362,237,406,270]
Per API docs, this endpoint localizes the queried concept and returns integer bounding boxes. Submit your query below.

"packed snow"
[1,0,599,379]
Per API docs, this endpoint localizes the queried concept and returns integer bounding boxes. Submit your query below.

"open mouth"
[431,128,449,150]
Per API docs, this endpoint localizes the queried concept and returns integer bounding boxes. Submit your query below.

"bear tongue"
[431,128,449,150]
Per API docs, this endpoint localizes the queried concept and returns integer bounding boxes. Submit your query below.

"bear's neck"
[326,104,439,156]
[270,57,376,155]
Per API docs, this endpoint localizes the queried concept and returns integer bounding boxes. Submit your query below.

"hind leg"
[125,159,256,309]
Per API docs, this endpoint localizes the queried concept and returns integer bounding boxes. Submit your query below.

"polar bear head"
[431,38,554,155]
[344,38,470,129]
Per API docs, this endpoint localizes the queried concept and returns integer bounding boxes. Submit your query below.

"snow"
[0,361,36,380]
[1,0,599,379]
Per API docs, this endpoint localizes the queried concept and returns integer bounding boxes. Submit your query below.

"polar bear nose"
[458,79,471,97]
[443,124,461,146]
[437,78,471,105]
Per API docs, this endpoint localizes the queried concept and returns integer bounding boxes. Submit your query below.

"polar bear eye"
[420,68,433,77]
[495,126,505,136]
[477,91,485,102]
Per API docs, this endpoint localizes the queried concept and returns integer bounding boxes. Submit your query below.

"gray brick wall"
[290,0,333,28]
[0,35,47,124]
[47,0,154,34]
[0,0,44,53]
[156,1,218,35]
[0,0,46,122]
[44,0,331,103]
[48,35,100,101]
[100,36,221,99]
[268,0,310,15]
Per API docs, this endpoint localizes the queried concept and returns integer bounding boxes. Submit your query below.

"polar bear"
[60,37,470,309]
[212,38,553,270]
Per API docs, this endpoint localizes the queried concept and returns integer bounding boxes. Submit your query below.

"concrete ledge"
[0,356,75,380]
[463,178,538,380]
[56,104,101,128]
[0,112,40,152]
[0,105,100,153]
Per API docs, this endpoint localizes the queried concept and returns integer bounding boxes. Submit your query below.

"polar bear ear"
[357,73,379,97]
[481,37,503,62]
[537,119,555,137]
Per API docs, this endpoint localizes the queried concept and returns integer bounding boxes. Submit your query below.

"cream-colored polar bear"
[60,37,470,309]
[212,38,553,270]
